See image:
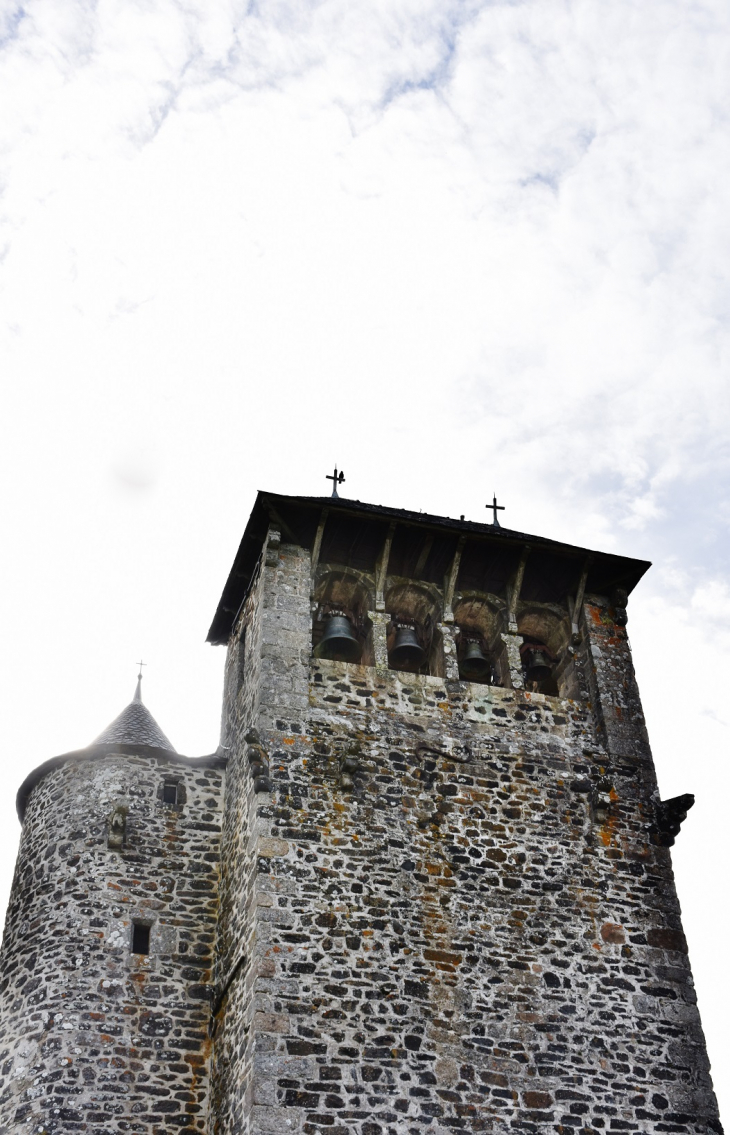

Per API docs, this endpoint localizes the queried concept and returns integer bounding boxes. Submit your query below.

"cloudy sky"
[1,0,728,1112]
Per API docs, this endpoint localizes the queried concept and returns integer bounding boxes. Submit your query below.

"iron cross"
[136,659,146,680]
[486,494,505,527]
[326,466,345,499]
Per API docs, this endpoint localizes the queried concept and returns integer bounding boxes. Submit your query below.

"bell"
[314,614,361,663]
[524,647,551,684]
[459,639,491,682]
[390,625,425,671]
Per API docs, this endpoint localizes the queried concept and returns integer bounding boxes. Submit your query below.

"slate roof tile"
[91,678,176,752]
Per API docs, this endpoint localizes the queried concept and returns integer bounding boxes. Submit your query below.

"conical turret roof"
[91,677,176,752]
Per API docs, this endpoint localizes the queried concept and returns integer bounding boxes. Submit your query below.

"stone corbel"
[611,588,629,627]
[339,752,367,792]
[652,792,695,847]
[591,774,614,823]
[246,730,272,794]
[265,528,281,568]
[107,804,128,850]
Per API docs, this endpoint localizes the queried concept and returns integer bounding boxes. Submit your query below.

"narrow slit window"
[132,922,151,955]
[237,626,247,692]
[162,781,178,806]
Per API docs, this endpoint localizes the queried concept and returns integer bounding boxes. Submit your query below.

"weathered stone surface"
[210,530,722,1135]
[0,752,224,1134]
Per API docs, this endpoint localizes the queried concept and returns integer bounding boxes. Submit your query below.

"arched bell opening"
[387,621,428,673]
[455,629,496,685]
[517,606,571,696]
[385,581,441,677]
[519,637,559,695]
[452,595,503,686]
[312,570,374,666]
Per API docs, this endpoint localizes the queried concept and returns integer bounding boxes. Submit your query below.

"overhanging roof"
[206,492,651,645]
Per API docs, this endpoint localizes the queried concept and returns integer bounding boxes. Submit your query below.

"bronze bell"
[459,639,491,682]
[390,624,425,671]
[314,614,361,663]
[524,647,551,683]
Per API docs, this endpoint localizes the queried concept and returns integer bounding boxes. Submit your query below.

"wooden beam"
[507,545,531,630]
[375,523,396,611]
[414,533,434,579]
[443,537,466,624]
[310,508,329,583]
[570,558,591,641]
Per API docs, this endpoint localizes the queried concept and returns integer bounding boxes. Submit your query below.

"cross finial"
[133,660,146,703]
[326,466,345,499]
[486,494,505,527]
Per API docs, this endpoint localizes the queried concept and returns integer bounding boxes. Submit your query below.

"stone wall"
[0,751,224,1135]
[581,597,652,762]
[5,526,716,1135]
[213,536,721,1135]
[212,527,313,1134]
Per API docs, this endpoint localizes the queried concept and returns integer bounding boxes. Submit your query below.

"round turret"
[0,679,225,1135]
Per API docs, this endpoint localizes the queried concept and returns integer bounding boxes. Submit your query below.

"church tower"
[0,679,225,1133]
[208,490,721,1135]
[0,488,721,1135]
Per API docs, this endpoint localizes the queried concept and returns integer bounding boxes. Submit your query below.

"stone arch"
[385,580,442,675]
[312,568,374,665]
[516,605,569,657]
[452,594,503,685]
[452,594,503,642]
[517,605,570,695]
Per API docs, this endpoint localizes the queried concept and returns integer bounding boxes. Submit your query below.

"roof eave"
[206,490,652,646]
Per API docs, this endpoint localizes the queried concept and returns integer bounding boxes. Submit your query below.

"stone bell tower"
[0,489,721,1135]
[207,490,721,1135]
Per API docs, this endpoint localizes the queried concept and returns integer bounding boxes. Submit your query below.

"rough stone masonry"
[0,490,722,1135]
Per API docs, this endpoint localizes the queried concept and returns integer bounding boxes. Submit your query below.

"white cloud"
[691,578,730,632]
